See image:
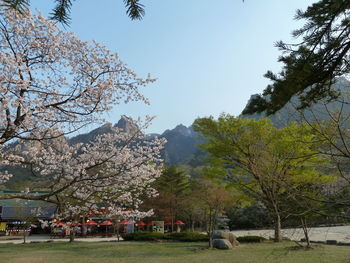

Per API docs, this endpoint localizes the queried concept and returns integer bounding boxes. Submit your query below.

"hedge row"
[122,232,266,243]
[165,232,209,242]
[121,232,209,242]
[236,235,266,243]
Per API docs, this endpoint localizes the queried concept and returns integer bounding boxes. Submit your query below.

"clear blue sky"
[32,0,316,134]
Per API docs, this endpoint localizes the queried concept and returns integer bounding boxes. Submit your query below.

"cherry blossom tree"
[17,117,165,218]
[0,8,153,145]
[0,9,164,221]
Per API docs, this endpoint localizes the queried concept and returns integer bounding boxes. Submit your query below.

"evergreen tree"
[151,166,190,230]
[244,0,350,115]
[156,166,190,199]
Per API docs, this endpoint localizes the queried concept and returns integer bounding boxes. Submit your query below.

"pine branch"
[1,0,147,24]
[50,0,73,25]
[123,0,145,20]
[1,0,29,13]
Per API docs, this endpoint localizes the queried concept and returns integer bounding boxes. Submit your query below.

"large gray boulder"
[213,239,233,249]
[212,231,239,247]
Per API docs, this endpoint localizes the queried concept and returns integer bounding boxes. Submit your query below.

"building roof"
[0,190,57,219]
[1,206,57,219]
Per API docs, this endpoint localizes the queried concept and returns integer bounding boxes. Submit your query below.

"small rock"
[212,239,233,249]
[212,231,239,247]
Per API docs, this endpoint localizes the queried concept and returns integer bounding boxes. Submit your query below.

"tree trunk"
[208,209,213,248]
[207,223,214,249]
[274,213,281,242]
[116,221,120,242]
[208,231,213,248]
[69,227,76,242]
[82,217,87,237]
[171,215,174,232]
[23,229,27,244]
[301,217,310,247]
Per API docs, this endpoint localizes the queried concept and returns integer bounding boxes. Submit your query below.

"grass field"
[0,241,349,263]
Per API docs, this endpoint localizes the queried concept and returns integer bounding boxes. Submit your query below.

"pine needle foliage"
[244,0,350,115]
[0,0,145,25]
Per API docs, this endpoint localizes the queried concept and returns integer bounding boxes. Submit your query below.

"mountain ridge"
[68,119,202,166]
[4,77,350,188]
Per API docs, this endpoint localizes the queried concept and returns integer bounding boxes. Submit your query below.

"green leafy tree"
[194,115,333,241]
[244,0,350,115]
[194,179,234,248]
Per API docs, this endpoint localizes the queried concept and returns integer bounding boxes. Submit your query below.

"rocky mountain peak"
[114,115,138,133]
[173,124,192,136]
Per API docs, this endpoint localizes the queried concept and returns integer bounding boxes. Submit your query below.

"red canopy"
[136,221,146,226]
[146,222,153,226]
[119,220,132,225]
[54,221,65,226]
[71,222,82,226]
[100,220,113,226]
[164,222,172,225]
[174,220,185,225]
[85,220,97,225]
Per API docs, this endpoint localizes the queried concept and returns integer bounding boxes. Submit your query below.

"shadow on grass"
[0,241,212,259]
[286,245,323,251]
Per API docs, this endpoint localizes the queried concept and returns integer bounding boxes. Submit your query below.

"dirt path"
[0,234,122,244]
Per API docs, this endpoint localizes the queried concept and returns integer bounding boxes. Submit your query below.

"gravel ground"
[231,225,350,242]
[1,225,350,244]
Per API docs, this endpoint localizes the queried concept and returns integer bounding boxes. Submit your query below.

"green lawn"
[0,241,349,263]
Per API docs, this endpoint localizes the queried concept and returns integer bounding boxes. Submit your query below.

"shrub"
[165,232,209,242]
[236,235,266,243]
[121,232,165,241]
[121,232,208,242]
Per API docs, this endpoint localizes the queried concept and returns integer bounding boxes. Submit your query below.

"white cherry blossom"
[0,9,163,220]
